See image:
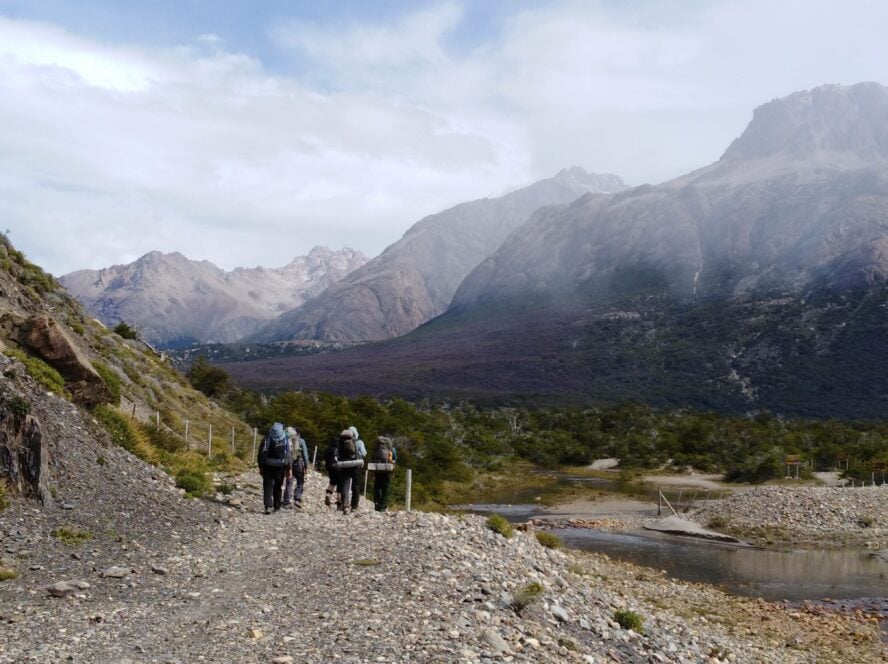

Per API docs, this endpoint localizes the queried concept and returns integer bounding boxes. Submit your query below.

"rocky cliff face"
[251,168,626,342]
[60,247,366,346]
[454,83,888,309]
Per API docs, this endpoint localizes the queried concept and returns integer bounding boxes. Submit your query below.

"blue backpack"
[261,423,291,467]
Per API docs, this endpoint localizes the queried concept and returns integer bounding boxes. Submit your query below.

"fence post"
[405,469,412,512]
[659,490,678,517]
[155,411,160,427]
[230,426,235,453]
[208,424,213,457]
[185,420,189,442]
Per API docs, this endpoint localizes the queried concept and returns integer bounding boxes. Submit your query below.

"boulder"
[19,315,110,407]
[0,409,51,505]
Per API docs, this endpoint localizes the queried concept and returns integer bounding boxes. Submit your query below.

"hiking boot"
[295,500,303,509]
[264,507,271,515]
[324,493,332,506]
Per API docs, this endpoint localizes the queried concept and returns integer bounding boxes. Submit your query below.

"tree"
[186,356,230,397]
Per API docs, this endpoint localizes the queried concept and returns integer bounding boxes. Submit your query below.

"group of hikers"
[256,422,397,515]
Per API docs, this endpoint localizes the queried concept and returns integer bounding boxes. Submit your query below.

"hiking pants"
[261,466,286,510]
[337,466,358,509]
[292,465,306,503]
[373,471,393,512]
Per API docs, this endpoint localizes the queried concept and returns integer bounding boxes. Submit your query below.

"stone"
[47,581,80,598]
[551,604,570,622]
[100,566,131,578]
[271,657,293,664]
[480,628,509,654]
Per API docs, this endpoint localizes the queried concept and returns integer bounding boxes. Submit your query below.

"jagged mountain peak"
[721,82,888,163]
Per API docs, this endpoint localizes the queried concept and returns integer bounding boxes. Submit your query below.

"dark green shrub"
[51,527,93,546]
[2,394,31,424]
[486,513,514,539]
[175,469,212,497]
[614,609,644,633]
[113,322,139,340]
[0,479,8,510]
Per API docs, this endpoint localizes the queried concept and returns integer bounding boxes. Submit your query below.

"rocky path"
[2,468,886,663]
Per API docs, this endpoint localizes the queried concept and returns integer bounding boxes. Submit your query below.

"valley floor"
[1,466,885,663]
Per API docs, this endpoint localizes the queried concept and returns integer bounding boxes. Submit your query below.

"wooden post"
[131,403,136,419]
[185,420,190,442]
[155,411,160,427]
[230,426,235,453]
[658,490,678,517]
[676,489,683,512]
[658,490,662,516]
[405,469,412,512]
[208,424,213,457]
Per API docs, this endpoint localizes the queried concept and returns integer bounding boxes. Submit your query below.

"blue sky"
[3,0,888,275]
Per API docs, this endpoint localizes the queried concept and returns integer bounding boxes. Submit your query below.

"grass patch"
[486,513,514,539]
[1,394,30,424]
[142,423,187,453]
[5,348,66,394]
[217,483,234,495]
[510,581,544,614]
[535,531,562,549]
[857,515,875,528]
[706,515,728,530]
[51,527,93,546]
[0,479,7,511]
[92,361,121,404]
[614,609,645,634]
[93,405,158,464]
[0,567,18,581]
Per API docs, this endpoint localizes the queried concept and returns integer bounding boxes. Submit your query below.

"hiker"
[257,422,292,514]
[372,435,397,512]
[335,428,364,514]
[283,426,310,508]
[324,437,340,507]
[347,425,367,511]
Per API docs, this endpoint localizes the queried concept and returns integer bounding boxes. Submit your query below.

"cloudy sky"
[3,0,888,275]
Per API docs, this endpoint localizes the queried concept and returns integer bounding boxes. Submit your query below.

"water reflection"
[556,528,888,602]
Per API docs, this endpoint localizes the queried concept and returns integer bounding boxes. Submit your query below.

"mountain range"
[221,82,888,419]
[60,247,366,347]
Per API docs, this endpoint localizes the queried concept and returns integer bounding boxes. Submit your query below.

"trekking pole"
[312,446,317,468]
[363,469,368,500]
[405,469,412,512]
[346,477,352,510]
[252,428,257,459]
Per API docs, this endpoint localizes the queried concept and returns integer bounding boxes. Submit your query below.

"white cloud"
[3,1,888,276]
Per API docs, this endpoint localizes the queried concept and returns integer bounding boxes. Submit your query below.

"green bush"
[1,394,31,424]
[186,356,231,397]
[0,567,18,581]
[535,531,562,549]
[0,479,8,511]
[92,360,121,404]
[5,348,65,394]
[486,513,514,539]
[857,515,875,528]
[51,527,93,546]
[510,581,544,614]
[113,322,139,340]
[614,609,645,633]
[175,469,212,497]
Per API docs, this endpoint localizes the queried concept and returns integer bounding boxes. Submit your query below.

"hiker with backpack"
[371,436,397,512]
[335,428,364,514]
[257,422,292,514]
[323,437,340,508]
[283,426,310,508]
[347,425,367,510]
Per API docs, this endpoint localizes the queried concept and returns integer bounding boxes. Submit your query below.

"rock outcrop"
[0,407,48,504]
[20,315,109,408]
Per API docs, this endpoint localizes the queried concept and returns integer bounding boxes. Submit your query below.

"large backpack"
[373,437,394,463]
[261,423,290,467]
[338,430,357,460]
